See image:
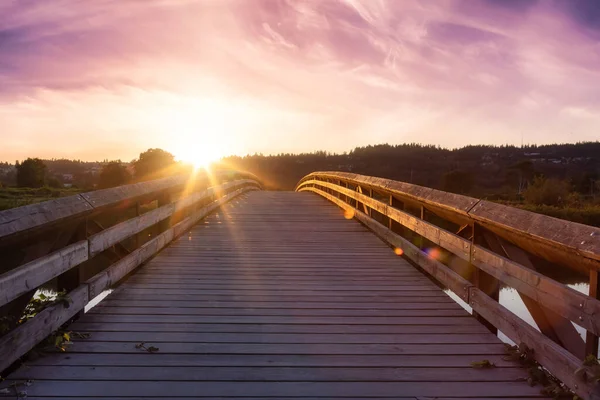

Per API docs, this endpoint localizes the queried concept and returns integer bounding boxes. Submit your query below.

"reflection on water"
[446,282,598,357]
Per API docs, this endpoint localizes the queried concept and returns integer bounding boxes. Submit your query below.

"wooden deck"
[6,191,541,399]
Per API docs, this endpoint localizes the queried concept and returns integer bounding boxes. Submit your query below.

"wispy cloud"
[1,0,600,161]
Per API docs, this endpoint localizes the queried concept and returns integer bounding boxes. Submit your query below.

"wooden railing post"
[157,191,171,234]
[135,201,141,249]
[388,195,404,235]
[471,223,499,334]
[587,269,599,357]
[56,220,87,291]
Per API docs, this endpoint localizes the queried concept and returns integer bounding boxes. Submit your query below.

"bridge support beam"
[586,269,599,357]
[483,231,586,359]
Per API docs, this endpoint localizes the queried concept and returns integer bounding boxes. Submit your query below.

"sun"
[175,143,221,169]
[161,97,238,169]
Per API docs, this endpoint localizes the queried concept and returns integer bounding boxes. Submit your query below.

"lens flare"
[426,247,441,260]
[394,247,404,256]
[344,209,355,219]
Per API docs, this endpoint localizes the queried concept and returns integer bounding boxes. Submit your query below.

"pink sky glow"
[1,0,599,162]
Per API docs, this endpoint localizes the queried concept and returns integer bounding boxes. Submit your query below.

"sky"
[1,0,600,163]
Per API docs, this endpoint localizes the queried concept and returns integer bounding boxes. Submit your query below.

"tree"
[523,176,571,206]
[46,176,63,188]
[98,162,132,189]
[133,149,175,180]
[575,171,598,196]
[441,170,474,195]
[16,158,47,188]
[507,160,535,194]
[73,171,97,190]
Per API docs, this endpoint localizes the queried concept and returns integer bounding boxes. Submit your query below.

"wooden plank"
[469,288,600,400]
[61,331,501,344]
[0,284,88,373]
[127,275,430,283]
[470,199,600,272]
[43,341,508,355]
[95,300,463,309]
[89,181,256,257]
[0,195,93,243]
[80,175,186,209]
[23,352,521,368]
[104,293,453,302]
[69,322,490,334]
[9,365,527,382]
[88,306,467,317]
[104,288,453,297]
[80,314,482,325]
[115,283,440,291]
[86,229,173,299]
[0,241,88,307]
[19,397,534,400]
[88,203,175,257]
[0,381,542,397]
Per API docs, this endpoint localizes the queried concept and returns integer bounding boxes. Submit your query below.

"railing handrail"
[0,172,261,374]
[297,172,600,400]
[0,170,260,244]
[298,171,600,273]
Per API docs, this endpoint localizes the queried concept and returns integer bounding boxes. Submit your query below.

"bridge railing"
[0,170,261,373]
[297,171,600,399]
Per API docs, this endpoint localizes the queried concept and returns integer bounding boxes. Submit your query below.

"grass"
[494,199,600,227]
[0,187,82,211]
[518,204,600,228]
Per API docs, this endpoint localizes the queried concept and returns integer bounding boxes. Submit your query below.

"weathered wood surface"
[298,171,600,273]
[0,241,88,307]
[303,179,600,336]
[0,171,258,245]
[301,186,600,399]
[0,285,89,373]
[2,191,539,399]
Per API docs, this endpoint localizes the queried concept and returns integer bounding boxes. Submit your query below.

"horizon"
[2,1,600,164]
[2,140,600,164]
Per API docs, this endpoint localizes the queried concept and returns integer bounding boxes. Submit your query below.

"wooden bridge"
[1,170,599,399]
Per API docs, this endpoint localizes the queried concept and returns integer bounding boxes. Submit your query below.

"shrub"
[523,176,571,206]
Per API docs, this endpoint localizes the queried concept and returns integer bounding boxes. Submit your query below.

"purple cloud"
[1,0,600,162]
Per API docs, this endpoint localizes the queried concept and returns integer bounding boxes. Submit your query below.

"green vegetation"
[98,161,131,189]
[0,186,82,211]
[16,158,47,188]
[133,148,176,180]
[496,175,600,227]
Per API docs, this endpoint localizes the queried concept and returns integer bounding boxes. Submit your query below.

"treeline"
[223,142,600,195]
[3,142,599,225]
[223,142,600,226]
[0,149,191,191]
